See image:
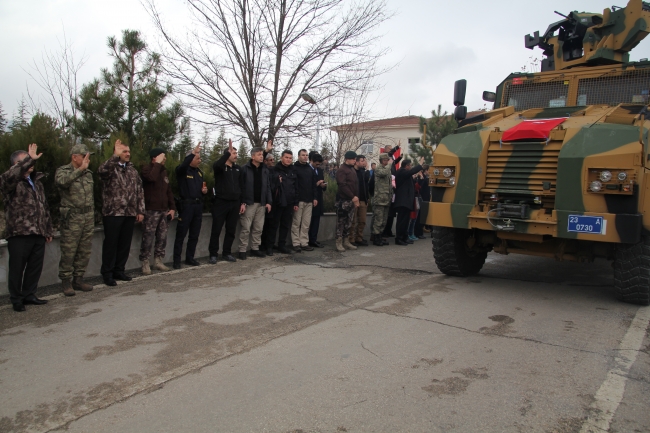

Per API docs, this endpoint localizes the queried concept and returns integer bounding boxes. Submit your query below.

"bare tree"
[144,0,390,148]
[24,27,87,137]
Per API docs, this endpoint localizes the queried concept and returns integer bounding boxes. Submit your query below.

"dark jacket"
[175,153,204,200]
[356,167,369,203]
[98,155,146,217]
[213,150,241,201]
[141,162,176,212]
[240,160,272,206]
[0,155,53,239]
[335,163,358,201]
[312,164,327,212]
[270,162,298,207]
[394,164,423,210]
[293,161,318,203]
[418,176,431,202]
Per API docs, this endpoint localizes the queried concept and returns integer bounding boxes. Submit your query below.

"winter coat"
[293,161,318,203]
[270,162,298,207]
[0,155,53,239]
[240,160,272,206]
[141,162,176,212]
[213,150,241,201]
[335,163,358,201]
[98,156,146,217]
[394,164,423,210]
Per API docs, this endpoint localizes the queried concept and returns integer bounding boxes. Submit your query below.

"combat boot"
[72,276,93,292]
[153,257,170,272]
[141,259,151,275]
[343,238,358,250]
[335,237,345,252]
[62,280,75,297]
[373,235,384,246]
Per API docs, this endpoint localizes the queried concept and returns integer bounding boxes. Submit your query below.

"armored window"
[577,68,650,106]
[502,79,570,111]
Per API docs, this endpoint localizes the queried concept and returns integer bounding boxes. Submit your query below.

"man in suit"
[308,152,327,248]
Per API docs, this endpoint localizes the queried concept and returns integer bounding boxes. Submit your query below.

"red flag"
[501,118,567,142]
[393,146,401,170]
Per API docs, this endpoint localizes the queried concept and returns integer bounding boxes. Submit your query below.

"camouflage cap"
[70,144,95,156]
[379,153,390,161]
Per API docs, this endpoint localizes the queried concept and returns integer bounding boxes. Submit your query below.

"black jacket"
[175,153,204,200]
[293,161,318,203]
[213,150,241,201]
[356,167,369,203]
[394,165,423,210]
[270,162,298,207]
[240,160,272,206]
[418,176,431,202]
[312,164,327,212]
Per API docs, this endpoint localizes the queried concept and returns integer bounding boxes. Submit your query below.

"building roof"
[331,111,487,131]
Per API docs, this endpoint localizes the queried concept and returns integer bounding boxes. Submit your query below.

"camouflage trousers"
[58,208,95,281]
[371,204,390,235]
[335,199,355,239]
[139,210,169,261]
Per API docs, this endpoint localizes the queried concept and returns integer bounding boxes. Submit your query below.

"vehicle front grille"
[484,142,561,194]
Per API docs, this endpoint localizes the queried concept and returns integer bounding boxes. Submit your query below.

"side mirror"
[454,79,467,106]
[454,105,467,121]
[482,91,496,102]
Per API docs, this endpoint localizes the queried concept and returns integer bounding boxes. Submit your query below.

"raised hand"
[154,153,166,164]
[192,142,202,155]
[114,139,127,156]
[228,138,234,153]
[418,156,425,166]
[79,153,91,171]
[28,143,42,160]
[265,139,274,153]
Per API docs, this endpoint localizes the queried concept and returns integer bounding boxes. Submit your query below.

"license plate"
[567,215,606,235]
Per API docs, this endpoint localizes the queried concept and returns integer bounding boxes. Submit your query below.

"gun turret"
[525,0,650,71]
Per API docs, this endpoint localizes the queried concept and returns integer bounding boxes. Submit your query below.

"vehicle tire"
[432,227,487,276]
[613,235,650,306]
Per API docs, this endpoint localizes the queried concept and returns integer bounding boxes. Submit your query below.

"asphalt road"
[0,239,648,433]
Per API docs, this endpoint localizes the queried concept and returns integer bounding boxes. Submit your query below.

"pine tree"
[0,101,6,133]
[174,122,193,161]
[410,104,458,164]
[10,97,29,131]
[237,139,250,165]
[75,30,184,151]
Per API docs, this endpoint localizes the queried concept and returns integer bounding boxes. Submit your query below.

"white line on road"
[579,306,650,433]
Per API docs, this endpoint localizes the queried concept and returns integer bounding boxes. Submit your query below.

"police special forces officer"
[55,144,95,296]
[173,143,208,269]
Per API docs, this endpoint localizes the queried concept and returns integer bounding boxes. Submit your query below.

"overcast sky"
[2,0,650,128]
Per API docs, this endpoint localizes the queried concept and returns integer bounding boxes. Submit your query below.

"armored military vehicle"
[424,0,650,304]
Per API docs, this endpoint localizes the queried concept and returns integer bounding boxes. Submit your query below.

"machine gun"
[525,0,650,71]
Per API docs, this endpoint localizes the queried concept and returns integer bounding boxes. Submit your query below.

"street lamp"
[300,92,320,149]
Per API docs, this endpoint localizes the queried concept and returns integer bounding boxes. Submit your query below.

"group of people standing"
[0,138,430,313]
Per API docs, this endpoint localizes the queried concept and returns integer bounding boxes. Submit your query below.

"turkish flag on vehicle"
[501,118,567,142]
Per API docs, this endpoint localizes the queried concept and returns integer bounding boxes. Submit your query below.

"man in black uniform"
[208,139,241,263]
[173,144,208,269]
[266,149,298,255]
[308,152,326,248]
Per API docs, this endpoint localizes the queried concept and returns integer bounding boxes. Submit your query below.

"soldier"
[348,155,369,246]
[173,144,208,269]
[370,153,392,246]
[0,144,53,312]
[139,148,176,275]
[334,151,360,252]
[55,144,95,296]
[98,139,145,286]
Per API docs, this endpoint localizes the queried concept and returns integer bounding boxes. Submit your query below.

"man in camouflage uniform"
[98,139,145,286]
[334,151,360,252]
[55,144,95,296]
[371,152,393,246]
[0,144,53,312]
[139,148,176,275]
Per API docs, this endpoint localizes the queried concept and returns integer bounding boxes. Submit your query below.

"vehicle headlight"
[443,168,453,177]
[449,176,456,186]
[617,172,627,181]
[599,170,612,182]
[590,180,603,192]
[433,168,440,176]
